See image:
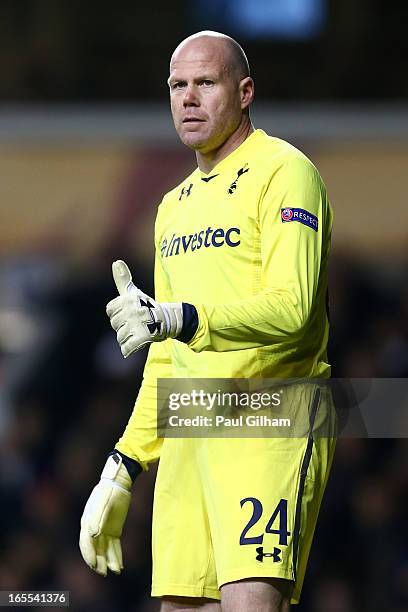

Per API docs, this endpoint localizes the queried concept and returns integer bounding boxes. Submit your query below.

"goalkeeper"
[80,30,335,611]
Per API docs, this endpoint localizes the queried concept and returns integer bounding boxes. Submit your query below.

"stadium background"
[0,1,407,610]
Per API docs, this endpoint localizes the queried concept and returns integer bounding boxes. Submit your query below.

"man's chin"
[180,133,208,150]
[176,126,211,150]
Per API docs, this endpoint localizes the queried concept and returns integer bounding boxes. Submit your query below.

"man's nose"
[183,85,199,106]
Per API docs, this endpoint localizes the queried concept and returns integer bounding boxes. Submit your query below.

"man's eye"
[201,80,214,86]
[172,82,185,90]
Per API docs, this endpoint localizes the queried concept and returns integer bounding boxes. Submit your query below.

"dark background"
[0,0,407,102]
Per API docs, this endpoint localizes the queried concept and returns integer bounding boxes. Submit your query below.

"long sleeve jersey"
[116,129,333,467]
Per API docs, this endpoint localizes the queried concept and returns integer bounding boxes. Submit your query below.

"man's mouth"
[182,117,205,123]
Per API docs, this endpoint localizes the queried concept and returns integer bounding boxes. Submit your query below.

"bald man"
[80,31,335,612]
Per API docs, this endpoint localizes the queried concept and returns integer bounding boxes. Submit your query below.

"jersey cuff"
[109,449,143,482]
[178,303,199,343]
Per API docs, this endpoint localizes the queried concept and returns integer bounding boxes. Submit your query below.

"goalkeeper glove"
[106,260,184,358]
[79,452,133,576]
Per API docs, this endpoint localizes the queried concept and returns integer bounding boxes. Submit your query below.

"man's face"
[168,39,244,154]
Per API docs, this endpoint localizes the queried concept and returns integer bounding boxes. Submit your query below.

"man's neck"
[196,118,254,174]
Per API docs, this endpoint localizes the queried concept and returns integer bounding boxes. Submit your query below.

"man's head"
[168,31,254,154]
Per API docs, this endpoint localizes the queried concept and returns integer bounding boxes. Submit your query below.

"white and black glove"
[79,453,132,576]
[106,260,185,358]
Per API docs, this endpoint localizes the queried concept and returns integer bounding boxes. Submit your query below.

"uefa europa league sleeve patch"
[281,207,318,231]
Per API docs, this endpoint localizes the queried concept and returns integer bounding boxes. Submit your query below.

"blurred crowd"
[0,251,407,612]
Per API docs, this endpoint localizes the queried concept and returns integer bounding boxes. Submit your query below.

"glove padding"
[79,453,132,576]
[106,260,183,358]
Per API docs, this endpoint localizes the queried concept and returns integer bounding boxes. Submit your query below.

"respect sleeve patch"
[281,207,318,232]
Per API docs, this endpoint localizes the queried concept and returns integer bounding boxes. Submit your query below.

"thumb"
[112,260,134,295]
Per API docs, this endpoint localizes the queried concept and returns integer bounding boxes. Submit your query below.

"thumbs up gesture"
[106,260,183,357]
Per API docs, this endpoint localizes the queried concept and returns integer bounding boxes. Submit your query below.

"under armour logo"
[228,164,249,194]
[255,546,282,563]
[179,183,193,200]
[140,298,162,335]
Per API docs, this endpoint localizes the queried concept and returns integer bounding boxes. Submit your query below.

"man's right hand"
[79,453,132,576]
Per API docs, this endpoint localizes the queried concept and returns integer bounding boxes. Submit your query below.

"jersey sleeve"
[187,155,330,353]
[115,220,173,469]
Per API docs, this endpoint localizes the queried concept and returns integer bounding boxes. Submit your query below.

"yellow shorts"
[151,386,336,605]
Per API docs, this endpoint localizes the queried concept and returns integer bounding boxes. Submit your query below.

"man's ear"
[240,77,255,110]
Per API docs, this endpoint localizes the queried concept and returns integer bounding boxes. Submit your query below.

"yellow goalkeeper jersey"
[116,128,333,467]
